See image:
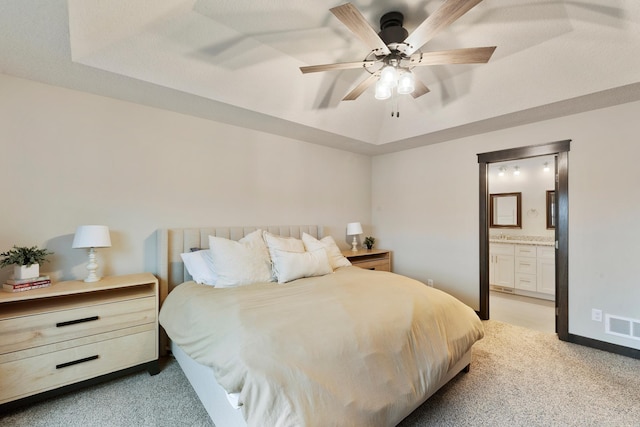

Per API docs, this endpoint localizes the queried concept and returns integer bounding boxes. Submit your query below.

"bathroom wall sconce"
[498,167,506,177]
[513,166,520,176]
[543,162,550,172]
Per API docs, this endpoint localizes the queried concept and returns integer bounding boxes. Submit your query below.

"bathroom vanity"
[489,237,555,300]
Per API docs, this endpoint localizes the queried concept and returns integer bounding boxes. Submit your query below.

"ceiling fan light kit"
[380,66,398,87]
[300,0,496,106]
[397,72,415,95]
[375,67,415,100]
[375,81,392,100]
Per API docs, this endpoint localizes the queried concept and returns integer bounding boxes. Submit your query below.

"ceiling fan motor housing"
[378,11,408,45]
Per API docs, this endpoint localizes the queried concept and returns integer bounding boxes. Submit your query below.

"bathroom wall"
[489,155,556,239]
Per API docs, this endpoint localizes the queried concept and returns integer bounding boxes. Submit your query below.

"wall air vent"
[605,314,640,341]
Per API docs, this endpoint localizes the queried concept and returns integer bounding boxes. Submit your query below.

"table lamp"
[72,225,112,282]
[346,222,363,252]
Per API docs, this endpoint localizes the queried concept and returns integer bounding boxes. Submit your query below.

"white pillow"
[302,232,351,270]
[208,230,273,287]
[263,231,305,255]
[263,231,305,279]
[270,248,333,284]
[180,250,217,286]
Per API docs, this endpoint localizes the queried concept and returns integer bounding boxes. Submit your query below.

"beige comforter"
[159,266,483,427]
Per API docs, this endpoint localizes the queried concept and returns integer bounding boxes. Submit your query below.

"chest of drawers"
[0,273,159,409]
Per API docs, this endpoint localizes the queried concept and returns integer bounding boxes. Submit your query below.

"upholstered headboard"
[155,225,323,355]
[156,225,323,306]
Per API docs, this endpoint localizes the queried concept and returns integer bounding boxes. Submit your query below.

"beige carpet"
[399,320,640,426]
[2,320,639,426]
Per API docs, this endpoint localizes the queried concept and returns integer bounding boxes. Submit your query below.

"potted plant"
[0,245,54,279]
[363,236,375,250]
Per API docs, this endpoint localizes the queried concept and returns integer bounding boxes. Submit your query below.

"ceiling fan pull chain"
[391,96,400,118]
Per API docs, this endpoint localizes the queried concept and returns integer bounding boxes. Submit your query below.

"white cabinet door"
[490,244,514,288]
[537,246,555,295]
[494,254,514,288]
[537,257,556,295]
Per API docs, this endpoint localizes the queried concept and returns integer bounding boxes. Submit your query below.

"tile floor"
[490,290,556,333]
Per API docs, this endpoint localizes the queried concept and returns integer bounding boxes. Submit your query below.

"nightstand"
[342,249,391,272]
[0,273,159,410]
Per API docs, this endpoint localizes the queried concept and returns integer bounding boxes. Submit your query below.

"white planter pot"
[14,264,40,280]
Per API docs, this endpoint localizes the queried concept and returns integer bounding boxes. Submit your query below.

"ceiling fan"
[300,0,496,102]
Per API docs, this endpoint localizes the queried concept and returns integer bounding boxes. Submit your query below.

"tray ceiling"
[2,0,640,154]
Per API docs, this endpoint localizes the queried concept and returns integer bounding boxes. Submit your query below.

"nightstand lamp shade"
[72,225,111,283]
[346,222,363,252]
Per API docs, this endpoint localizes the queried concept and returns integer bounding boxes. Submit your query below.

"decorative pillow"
[263,231,305,279]
[180,249,217,286]
[302,232,351,270]
[263,231,305,255]
[208,230,273,287]
[270,248,333,284]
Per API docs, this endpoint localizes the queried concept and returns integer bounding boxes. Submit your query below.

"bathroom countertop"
[489,238,554,246]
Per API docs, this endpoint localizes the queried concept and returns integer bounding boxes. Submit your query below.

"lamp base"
[83,247,102,283]
[351,236,358,252]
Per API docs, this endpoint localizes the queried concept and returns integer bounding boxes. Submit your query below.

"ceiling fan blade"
[343,72,380,101]
[330,3,391,56]
[408,46,496,66]
[300,60,376,74]
[411,77,431,99]
[404,0,483,56]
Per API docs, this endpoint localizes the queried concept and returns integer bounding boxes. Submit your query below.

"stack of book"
[3,275,51,292]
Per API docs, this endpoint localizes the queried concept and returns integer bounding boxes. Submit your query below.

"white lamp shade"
[374,80,392,100]
[72,225,112,248]
[346,222,363,236]
[397,72,415,95]
[379,66,398,88]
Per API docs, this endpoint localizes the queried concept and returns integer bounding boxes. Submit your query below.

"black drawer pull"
[56,316,99,327]
[56,355,99,369]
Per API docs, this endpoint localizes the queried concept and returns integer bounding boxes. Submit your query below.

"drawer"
[352,259,390,271]
[490,243,514,256]
[0,297,156,355]
[515,257,536,274]
[515,273,537,291]
[515,245,536,258]
[537,246,555,259]
[0,329,157,404]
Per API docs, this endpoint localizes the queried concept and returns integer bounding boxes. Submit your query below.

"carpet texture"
[2,320,638,426]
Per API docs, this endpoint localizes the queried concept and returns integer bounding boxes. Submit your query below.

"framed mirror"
[489,192,522,228]
[546,190,556,229]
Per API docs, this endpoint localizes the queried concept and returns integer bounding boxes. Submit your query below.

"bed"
[156,226,483,427]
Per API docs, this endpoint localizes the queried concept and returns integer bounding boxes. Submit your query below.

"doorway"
[488,156,556,333]
[477,141,570,341]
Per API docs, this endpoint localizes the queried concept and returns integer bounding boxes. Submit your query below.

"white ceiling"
[2,0,640,155]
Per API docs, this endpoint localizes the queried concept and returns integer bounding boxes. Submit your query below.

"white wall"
[3,72,638,351]
[373,100,640,350]
[0,74,372,284]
